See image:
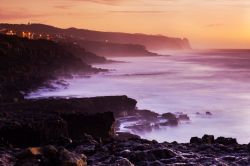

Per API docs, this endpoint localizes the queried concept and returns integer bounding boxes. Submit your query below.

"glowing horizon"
[1,0,250,49]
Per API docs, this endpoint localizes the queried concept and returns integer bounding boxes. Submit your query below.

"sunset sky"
[1,0,250,48]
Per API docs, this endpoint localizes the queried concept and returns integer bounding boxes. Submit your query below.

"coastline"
[1,34,250,165]
[0,96,249,165]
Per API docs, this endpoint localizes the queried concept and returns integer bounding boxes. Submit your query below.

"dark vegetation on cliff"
[0,34,106,102]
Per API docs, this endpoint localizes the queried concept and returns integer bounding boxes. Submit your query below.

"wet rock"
[202,135,215,144]
[16,147,43,159]
[0,152,15,166]
[129,148,176,164]
[178,114,190,121]
[75,144,96,156]
[3,134,250,165]
[162,113,176,120]
[159,120,178,126]
[57,147,87,166]
[16,147,44,166]
[161,113,178,126]
[16,146,87,166]
[221,155,237,162]
[125,122,155,132]
[190,137,202,144]
[215,137,237,145]
[148,160,165,166]
[247,143,250,152]
[0,114,69,147]
[49,136,73,146]
[115,132,141,141]
[136,110,159,121]
[150,148,176,160]
[112,158,134,166]
[205,112,212,115]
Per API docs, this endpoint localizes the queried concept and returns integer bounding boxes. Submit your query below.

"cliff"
[59,42,107,63]
[0,35,103,102]
[0,23,191,51]
[75,40,159,57]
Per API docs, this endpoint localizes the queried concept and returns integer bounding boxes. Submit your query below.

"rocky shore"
[0,34,108,103]
[0,33,249,166]
[0,96,249,166]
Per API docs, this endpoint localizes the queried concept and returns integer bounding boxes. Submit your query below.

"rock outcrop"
[0,96,137,147]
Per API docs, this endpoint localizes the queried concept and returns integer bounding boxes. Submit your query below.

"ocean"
[29,49,250,144]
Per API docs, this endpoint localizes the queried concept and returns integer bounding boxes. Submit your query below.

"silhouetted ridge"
[0,23,191,51]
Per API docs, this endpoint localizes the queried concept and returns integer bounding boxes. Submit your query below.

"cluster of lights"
[1,29,52,40]
[6,30,16,36]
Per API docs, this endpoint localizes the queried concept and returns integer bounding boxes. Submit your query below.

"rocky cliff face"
[0,35,104,102]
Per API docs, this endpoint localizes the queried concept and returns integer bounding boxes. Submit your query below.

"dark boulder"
[136,109,159,121]
[190,137,202,144]
[115,132,141,141]
[0,115,69,147]
[57,147,87,166]
[61,112,115,139]
[161,113,178,126]
[162,113,176,120]
[129,148,176,163]
[206,112,212,115]
[16,146,87,166]
[202,135,215,144]
[215,137,238,145]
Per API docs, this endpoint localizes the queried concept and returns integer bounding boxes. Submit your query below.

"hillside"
[59,42,107,63]
[0,34,102,102]
[75,40,158,57]
[0,23,191,51]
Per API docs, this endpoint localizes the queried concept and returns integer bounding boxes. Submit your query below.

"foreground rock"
[15,146,87,166]
[0,96,136,147]
[0,96,248,165]
[1,134,250,166]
